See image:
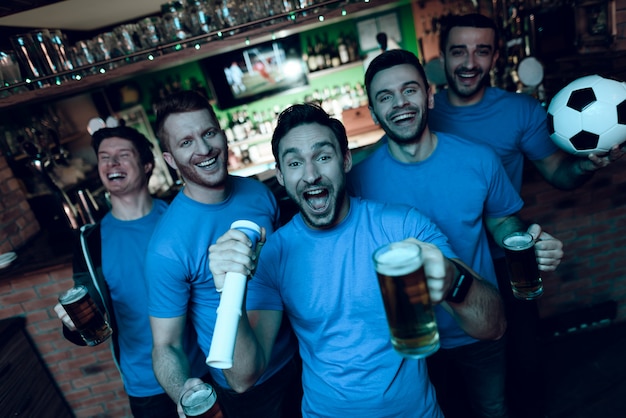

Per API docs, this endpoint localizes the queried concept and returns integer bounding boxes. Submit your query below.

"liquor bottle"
[314,35,325,70]
[306,37,318,72]
[337,33,350,64]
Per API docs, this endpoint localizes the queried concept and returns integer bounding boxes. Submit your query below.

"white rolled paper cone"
[206,272,247,369]
[207,220,261,369]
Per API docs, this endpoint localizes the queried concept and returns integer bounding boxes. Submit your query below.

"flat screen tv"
[202,34,308,110]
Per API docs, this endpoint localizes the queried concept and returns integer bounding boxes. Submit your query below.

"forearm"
[152,344,192,403]
[487,215,527,251]
[223,312,268,393]
[441,259,506,340]
[549,155,595,190]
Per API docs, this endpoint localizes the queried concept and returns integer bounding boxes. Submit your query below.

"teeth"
[108,172,125,180]
[306,189,324,196]
[196,157,216,168]
[392,113,414,122]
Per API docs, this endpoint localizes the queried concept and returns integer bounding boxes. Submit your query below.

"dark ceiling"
[0,0,62,19]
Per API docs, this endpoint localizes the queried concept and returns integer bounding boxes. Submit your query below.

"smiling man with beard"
[206,103,508,417]
[346,49,565,418]
[428,14,626,418]
[145,90,300,418]
[54,126,210,417]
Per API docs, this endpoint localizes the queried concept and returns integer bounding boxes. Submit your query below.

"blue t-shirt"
[146,176,296,389]
[347,132,523,349]
[430,86,558,192]
[102,199,205,397]
[248,197,450,418]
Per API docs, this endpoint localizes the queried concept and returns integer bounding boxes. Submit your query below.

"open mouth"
[391,111,417,125]
[304,188,330,212]
[456,70,481,84]
[195,156,217,169]
[107,172,126,181]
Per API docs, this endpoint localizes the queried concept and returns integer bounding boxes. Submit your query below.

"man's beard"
[378,107,429,146]
[446,68,491,99]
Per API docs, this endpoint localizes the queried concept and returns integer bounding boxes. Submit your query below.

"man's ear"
[163,152,178,170]
[276,167,285,186]
[144,162,154,175]
[428,85,435,109]
[369,106,379,125]
[344,149,353,173]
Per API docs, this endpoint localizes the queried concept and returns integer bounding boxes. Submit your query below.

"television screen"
[202,34,308,109]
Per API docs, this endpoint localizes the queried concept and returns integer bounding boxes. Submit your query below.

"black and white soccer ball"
[547,74,626,156]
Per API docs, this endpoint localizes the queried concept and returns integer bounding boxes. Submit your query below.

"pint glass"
[373,241,440,359]
[502,232,543,300]
[180,383,222,418]
[58,285,113,346]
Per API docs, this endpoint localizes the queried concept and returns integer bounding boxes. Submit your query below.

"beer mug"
[373,241,440,359]
[58,285,113,346]
[180,382,222,418]
[502,232,543,300]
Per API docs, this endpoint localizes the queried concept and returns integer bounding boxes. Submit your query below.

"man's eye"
[181,140,191,147]
[379,94,392,103]
[287,161,302,168]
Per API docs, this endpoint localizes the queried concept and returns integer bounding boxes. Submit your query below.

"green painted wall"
[120,2,417,123]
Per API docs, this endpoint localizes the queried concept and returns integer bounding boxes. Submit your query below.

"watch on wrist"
[445,259,474,304]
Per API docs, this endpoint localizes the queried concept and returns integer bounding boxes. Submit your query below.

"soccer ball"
[547,74,626,156]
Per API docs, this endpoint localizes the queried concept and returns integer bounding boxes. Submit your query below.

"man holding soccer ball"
[429,12,626,418]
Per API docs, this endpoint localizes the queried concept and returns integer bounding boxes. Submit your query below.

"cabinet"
[0,0,404,111]
[0,316,74,417]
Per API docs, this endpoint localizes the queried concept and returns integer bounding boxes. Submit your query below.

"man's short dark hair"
[272,103,348,169]
[92,125,155,168]
[438,13,499,53]
[153,90,219,151]
[364,49,429,106]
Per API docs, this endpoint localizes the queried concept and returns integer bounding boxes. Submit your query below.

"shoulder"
[487,87,542,108]
[231,175,273,194]
[438,132,496,155]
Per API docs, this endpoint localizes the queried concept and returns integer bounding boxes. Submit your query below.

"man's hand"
[527,224,563,271]
[53,302,76,330]
[401,238,449,303]
[585,141,626,170]
[176,377,205,418]
[209,227,266,291]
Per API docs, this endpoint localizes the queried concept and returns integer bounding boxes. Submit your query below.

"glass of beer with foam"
[180,382,222,418]
[373,241,440,359]
[502,232,543,300]
[58,285,113,346]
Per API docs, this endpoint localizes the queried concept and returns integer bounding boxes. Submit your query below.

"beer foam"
[59,285,88,304]
[503,234,533,250]
[183,389,216,415]
[375,246,422,276]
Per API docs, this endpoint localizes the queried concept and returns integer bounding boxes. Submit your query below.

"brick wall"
[0,264,131,418]
[520,160,626,323]
[0,153,40,252]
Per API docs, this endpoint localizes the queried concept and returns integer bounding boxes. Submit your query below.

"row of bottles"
[303,32,360,73]
[222,81,369,169]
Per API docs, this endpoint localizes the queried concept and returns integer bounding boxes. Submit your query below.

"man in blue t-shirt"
[146,91,300,418]
[349,49,564,418]
[429,14,624,417]
[208,103,508,417]
[54,126,208,417]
